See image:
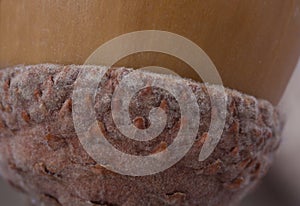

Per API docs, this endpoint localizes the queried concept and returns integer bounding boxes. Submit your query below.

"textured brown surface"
[0,64,281,206]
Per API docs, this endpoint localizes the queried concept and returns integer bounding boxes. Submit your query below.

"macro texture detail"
[0,64,281,206]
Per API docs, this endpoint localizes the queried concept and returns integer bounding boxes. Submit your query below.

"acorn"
[0,64,281,206]
[1,1,299,205]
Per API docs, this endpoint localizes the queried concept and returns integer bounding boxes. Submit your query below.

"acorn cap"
[0,64,281,206]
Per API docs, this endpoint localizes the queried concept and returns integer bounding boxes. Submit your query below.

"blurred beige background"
[0,178,27,205]
[1,60,300,205]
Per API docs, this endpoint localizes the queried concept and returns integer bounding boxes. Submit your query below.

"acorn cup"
[0,1,299,206]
